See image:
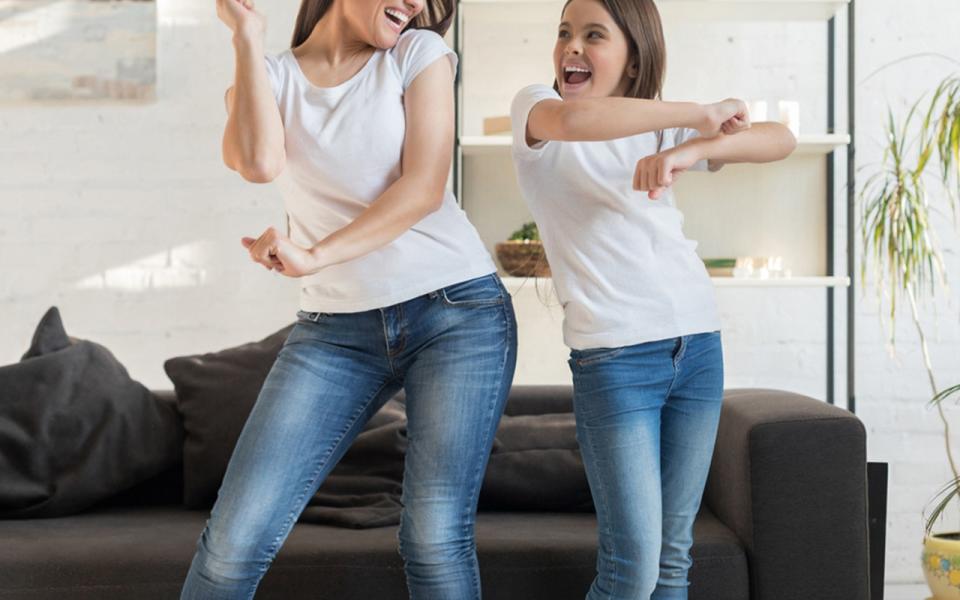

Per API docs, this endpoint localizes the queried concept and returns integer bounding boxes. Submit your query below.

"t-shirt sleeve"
[392,29,458,90]
[510,84,562,160]
[263,53,284,105]
[668,127,710,172]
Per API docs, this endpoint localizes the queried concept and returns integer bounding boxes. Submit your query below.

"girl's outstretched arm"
[634,122,798,199]
[525,96,748,147]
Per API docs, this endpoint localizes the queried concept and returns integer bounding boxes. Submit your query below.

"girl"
[182,0,517,598]
[510,0,796,598]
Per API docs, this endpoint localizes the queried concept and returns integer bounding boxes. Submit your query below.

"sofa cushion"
[480,411,593,512]
[164,349,596,516]
[0,307,183,518]
[0,505,747,600]
[163,324,293,507]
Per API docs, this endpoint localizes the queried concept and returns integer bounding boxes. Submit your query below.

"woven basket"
[495,241,551,277]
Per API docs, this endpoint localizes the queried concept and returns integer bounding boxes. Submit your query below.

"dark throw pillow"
[163,324,294,508]
[480,411,594,512]
[0,307,183,518]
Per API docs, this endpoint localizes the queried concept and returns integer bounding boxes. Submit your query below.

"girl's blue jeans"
[569,331,724,600]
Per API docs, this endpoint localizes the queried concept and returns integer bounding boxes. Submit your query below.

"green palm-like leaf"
[925,476,960,536]
[930,384,960,408]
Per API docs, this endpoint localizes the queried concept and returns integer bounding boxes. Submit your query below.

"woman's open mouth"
[384,7,410,32]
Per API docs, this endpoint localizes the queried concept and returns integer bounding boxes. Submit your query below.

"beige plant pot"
[924,534,960,599]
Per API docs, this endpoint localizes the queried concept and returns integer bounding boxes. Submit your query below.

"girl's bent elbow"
[782,131,799,159]
[778,125,798,157]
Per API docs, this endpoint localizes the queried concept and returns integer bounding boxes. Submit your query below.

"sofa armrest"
[704,389,869,600]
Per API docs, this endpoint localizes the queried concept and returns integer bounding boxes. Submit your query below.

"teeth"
[385,8,409,24]
[564,65,590,73]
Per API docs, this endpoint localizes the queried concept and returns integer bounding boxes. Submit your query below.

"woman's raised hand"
[216,0,266,40]
[697,98,751,138]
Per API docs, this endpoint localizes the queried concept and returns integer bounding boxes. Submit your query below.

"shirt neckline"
[285,46,380,93]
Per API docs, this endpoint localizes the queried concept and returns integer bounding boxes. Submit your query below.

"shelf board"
[501,275,850,289]
[711,276,850,287]
[460,0,849,22]
[792,133,851,154]
[461,134,850,156]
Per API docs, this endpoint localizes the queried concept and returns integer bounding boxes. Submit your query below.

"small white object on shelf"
[777,100,801,137]
[748,100,769,122]
[732,256,792,280]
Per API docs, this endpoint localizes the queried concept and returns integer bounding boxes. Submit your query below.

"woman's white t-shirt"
[510,84,721,350]
[262,29,496,313]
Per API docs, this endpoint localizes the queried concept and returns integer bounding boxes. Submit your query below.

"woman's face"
[553,0,634,99]
[342,0,425,49]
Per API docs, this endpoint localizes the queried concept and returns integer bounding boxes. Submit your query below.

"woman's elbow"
[238,155,285,183]
[426,186,446,213]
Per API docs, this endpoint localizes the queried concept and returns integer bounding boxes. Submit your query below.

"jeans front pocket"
[570,346,627,368]
[439,274,505,307]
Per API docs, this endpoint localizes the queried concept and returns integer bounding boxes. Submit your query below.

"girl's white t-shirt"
[262,29,496,313]
[510,84,721,350]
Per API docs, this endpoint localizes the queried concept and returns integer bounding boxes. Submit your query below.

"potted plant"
[495,221,551,277]
[860,75,960,598]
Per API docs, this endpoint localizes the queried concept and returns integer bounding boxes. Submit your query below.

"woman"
[181,1,517,598]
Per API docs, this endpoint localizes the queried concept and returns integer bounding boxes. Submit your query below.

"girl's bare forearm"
[530,96,707,142]
[686,122,797,164]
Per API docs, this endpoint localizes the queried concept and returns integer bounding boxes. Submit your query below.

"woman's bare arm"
[307,57,456,268]
[218,0,285,182]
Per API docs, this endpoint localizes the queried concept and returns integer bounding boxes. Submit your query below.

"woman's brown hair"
[556,0,666,100]
[291,0,456,48]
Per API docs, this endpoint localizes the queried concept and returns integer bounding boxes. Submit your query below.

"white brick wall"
[1,0,959,585]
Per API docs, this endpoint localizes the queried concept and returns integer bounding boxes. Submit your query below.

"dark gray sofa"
[0,387,869,600]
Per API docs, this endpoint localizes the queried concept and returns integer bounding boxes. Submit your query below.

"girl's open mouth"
[563,66,592,86]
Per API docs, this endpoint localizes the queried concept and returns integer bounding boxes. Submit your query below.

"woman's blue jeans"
[569,331,724,600]
[180,274,517,600]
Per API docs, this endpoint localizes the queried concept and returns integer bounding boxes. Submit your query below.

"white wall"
[1,0,959,585]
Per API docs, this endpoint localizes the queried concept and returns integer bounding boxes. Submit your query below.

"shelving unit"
[452,0,856,411]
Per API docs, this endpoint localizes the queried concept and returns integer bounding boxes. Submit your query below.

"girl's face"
[553,0,635,99]
[342,0,424,49]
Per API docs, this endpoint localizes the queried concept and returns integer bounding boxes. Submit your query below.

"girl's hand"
[698,98,751,138]
[216,0,265,41]
[633,144,703,200]
[241,227,324,278]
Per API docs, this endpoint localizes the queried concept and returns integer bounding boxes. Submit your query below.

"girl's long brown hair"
[291,0,456,48]
[555,0,668,147]
[556,0,666,100]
